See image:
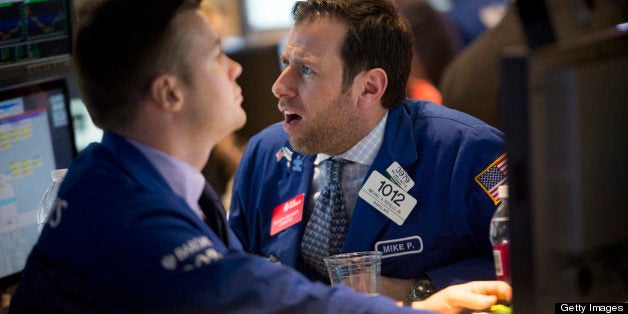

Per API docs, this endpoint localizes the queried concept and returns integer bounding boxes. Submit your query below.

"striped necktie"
[301,158,349,278]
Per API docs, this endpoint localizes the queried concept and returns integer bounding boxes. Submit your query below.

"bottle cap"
[51,169,68,180]
[498,185,508,199]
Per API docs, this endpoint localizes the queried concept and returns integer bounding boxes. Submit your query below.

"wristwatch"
[408,278,437,301]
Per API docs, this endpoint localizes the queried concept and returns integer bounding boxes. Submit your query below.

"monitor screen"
[0,77,76,289]
[502,26,628,312]
[0,0,73,79]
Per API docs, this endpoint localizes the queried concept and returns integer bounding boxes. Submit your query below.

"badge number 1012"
[358,171,417,225]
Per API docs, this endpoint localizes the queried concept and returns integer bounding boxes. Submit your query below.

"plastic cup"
[324,251,382,297]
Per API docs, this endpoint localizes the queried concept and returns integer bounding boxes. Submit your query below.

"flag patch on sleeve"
[475,154,508,205]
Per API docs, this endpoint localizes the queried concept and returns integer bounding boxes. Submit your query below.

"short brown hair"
[291,0,413,109]
[73,0,202,132]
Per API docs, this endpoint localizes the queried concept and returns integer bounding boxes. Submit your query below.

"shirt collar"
[315,112,388,166]
[126,139,205,219]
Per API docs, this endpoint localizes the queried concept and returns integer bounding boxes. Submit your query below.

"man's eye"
[280,60,289,71]
[301,66,313,74]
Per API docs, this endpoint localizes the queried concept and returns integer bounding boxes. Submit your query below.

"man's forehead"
[283,18,347,59]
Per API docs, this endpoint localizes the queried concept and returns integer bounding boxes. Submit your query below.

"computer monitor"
[0,0,74,80]
[0,77,76,290]
[501,26,628,312]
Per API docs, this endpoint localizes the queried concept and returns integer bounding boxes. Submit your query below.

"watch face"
[410,279,437,301]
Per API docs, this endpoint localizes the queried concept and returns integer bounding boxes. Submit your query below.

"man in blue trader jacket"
[229,0,507,303]
[9,0,511,312]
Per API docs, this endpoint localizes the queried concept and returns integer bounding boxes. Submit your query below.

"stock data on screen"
[0,0,71,67]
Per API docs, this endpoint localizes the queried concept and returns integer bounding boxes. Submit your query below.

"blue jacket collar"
[345,102,420,251]
[100,131,173,195]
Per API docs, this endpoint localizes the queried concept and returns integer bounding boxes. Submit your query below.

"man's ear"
[358,68,387,106]
[149,74,184,112]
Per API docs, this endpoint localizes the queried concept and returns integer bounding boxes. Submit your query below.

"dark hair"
[73,0,202,131]
[291,0,413,109]
[395,0,462,86]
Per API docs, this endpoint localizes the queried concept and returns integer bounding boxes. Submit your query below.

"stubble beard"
[288,90,362,156]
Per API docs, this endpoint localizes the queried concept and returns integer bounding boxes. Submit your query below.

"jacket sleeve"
[92,210,424,314]
[426,124,505,288]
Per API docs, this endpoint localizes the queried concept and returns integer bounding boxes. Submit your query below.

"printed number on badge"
[359,171,417,225]
[386,162,414,192]
[376,180,405,206]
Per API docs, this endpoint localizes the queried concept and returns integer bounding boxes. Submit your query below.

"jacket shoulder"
[401,98,496,130]
[243,122,290,157]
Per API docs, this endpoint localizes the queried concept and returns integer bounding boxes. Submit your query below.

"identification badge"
[386,162,414,192]
[270,193,304,236]
[375,236,424,258]
[358,171,417,225]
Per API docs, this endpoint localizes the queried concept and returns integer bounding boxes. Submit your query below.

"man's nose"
[271,67,296,99]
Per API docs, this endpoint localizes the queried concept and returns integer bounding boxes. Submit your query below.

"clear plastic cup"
[324,251,382,297]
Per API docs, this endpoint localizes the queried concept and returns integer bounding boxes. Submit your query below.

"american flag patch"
[276,146,293,163]
[475,154,508,205]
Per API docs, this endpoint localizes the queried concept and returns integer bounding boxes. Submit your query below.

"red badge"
[270,193,304,236]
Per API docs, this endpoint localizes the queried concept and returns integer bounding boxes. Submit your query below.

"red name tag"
[270,193,304,236]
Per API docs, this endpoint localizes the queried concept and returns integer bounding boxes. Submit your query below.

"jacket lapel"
[344,105,421,252]
[275,144,316,213]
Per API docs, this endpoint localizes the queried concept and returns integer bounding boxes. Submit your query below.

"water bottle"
[37,168,68,231]
[490,185,510,283]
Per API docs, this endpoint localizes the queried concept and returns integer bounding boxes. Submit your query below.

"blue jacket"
[9,132,421,314]
[229,100,506,288]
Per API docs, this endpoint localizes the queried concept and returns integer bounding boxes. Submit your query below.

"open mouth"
[284,110,303,124]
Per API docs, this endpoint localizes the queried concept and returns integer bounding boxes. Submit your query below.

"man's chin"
[288,137,317,155]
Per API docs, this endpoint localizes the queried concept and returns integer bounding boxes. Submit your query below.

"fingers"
[410,281,512,314]
[446,288,498,311]
[445,281,512,312]
[468,281,512,303]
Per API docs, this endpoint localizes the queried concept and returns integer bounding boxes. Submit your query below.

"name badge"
[386,162,414,192]
[375,236,423,258]
[358,171,417,225]
[270,193,304,236]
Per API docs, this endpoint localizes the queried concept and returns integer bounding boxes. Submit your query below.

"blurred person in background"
[438,4,524,129]
[440,0,510,47]
[395,0,463,103]
[440,0,627,129]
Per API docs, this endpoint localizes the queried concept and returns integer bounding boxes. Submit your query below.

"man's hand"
[380,276,415,303]
[410,281,512,314]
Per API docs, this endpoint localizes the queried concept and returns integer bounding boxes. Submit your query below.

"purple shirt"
[127,139,205,219]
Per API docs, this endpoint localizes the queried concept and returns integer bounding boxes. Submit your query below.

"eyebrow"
[209,37,222,56]
[212,37,221,48]
[280,46,317,66]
